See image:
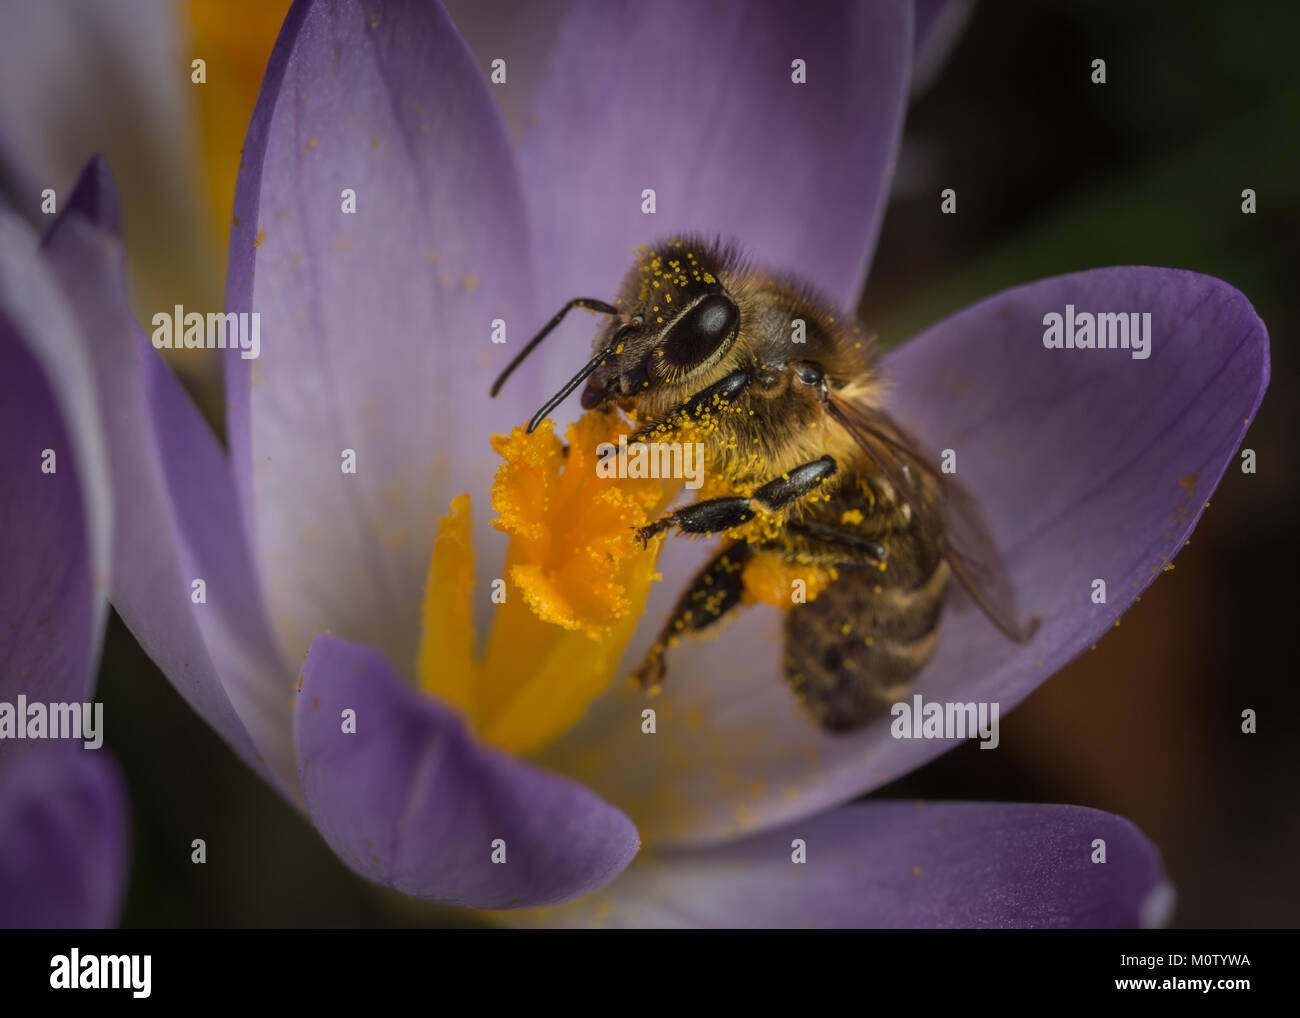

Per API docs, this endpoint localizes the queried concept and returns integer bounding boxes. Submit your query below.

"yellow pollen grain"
[741,553,834,606]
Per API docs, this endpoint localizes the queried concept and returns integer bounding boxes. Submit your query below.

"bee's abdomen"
[784,546,950,733]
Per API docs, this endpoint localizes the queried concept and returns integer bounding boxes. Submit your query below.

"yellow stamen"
[416,494,479,727]
[418,412,676,755]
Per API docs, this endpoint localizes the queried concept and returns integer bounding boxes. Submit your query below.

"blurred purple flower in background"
[0,210,128,928]
[21,0,1268,926]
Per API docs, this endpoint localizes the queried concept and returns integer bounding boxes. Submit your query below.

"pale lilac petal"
[0,0,219,316]
[442,0,571,140]
[540,267,1269,846]
[0,209,110,718]
[517,0,912,399]
[0,209,127,929]
[0,746,129,929]
[226,0,537,678]
[295,635,638,908]
[42,160,298,795]
[528,801,1170,929]
[0,265,92,710]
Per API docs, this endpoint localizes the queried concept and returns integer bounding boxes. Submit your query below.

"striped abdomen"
[783,475,951,732]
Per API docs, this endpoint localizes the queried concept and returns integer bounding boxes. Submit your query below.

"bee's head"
[581,239,742,409]
[489,238,744,432]
[581,291,740,408]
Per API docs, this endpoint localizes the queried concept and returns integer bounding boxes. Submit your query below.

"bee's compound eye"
[660,293,739,369]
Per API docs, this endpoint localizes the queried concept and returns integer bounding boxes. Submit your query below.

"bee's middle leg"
[786,519,887,564]
[636,455,838,543]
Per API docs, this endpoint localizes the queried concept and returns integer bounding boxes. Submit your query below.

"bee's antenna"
[525,345,613,433]
[524,319,641,433]
[489,297,620,397]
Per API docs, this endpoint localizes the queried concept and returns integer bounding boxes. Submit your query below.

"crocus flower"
[0,208,128,929]
[56,0,1267,926]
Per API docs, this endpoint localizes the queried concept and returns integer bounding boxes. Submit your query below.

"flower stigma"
[417,411,677,755]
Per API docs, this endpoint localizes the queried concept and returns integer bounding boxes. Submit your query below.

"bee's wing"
[826,391,1039,644]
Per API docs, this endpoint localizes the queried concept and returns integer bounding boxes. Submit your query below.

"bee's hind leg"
[632,543,754,688]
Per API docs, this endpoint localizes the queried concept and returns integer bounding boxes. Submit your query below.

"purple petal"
[0,299,94,711]
[530,801,1170,928]
[0,745,129,929]
[41,160,298,795]
[539,267,1269,846]
[294,634,638,908]
[517,0,912,376]
[226,0,537,677]
[442,0,571,139]
[0,209,111,723]
[0,211,128,930]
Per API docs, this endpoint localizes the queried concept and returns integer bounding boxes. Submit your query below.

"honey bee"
[490,236,1037,733]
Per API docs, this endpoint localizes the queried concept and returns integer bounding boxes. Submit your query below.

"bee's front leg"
[627,368,752,444]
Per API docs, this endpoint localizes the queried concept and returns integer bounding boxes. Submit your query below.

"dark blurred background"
[80,1,1298,927]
